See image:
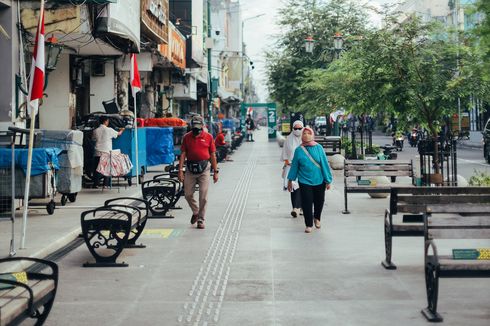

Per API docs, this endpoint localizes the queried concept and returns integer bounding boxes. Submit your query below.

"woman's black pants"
[299,182,326,227]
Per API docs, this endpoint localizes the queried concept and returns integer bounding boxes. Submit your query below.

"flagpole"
[20,0,45,249]
[130,54,142,188]
[134,94,140,188]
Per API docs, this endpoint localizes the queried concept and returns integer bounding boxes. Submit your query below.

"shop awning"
[218,88,241,103]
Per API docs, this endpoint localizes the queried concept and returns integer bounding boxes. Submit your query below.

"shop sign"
[170,27,186,69]
[141,0,168,43]
[147,0,166,25]
[159,22,186,69]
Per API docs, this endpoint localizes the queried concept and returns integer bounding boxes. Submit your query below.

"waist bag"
[186,160,208,174]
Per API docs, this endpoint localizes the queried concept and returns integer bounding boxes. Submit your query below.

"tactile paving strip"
[178,157,257,325]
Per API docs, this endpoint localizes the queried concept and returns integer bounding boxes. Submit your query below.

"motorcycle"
[378,145,398,160]
[409,130,419,147]
[393,134,404,151]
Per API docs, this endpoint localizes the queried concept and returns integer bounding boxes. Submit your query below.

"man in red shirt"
[178,115,219,229]
[215,129,232,162]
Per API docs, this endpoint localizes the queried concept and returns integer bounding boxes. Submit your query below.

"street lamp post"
[333,32,344,59]
[241,14,265,101]
[164,85,174,116]
[207,0,213,132]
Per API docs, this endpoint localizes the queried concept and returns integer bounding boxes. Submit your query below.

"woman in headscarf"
[287,127,333,233]
[281,120,304,217]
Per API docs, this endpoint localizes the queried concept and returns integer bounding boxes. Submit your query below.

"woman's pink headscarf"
[302,127,318,147]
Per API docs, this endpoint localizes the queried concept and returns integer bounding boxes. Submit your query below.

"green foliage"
[469,170,490,186]
[265,0,367,113]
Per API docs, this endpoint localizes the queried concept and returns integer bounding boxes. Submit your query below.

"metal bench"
[383,187,490,270]
[141,173,184,219]
[0,257,58,326]
[343,160,414,214]
[81,197,149,267]
[421,203,490,322]
[315,136,341,156]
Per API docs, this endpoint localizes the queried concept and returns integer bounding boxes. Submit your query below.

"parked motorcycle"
[378,145,398,160]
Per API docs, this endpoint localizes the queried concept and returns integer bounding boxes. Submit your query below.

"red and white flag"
[27,7,45,117]
[130,54,141,96]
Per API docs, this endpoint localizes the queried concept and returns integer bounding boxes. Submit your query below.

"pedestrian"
[245,114,255,142]
[287,127,333,233]
[281,120,304,218]
[178,115,219,229]
[215,129,233,162]
[92,116,124,188]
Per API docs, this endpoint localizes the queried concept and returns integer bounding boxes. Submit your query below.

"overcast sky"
[241,0,399,102]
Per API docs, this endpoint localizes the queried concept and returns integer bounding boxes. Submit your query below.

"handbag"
[300,146,321,169]
[186,160,208,174]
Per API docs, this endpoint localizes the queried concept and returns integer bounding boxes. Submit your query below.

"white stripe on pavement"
[457,158,489,167]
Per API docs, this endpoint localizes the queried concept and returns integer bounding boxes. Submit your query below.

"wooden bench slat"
[434,256,490,271]
[0,280,55,326]
[346,165,413,171]
[345,160,412,165]
[346,171,412,177]
[428,215,490,227]
[398,195,490,205]
[429,228,490,239]
[392,186,490,195]
[427,204,490,214]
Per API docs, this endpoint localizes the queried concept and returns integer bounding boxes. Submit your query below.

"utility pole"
[207,0,213,132]
[454,0,462,133]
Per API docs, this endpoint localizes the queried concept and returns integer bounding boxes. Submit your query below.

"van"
[483,118,490,164]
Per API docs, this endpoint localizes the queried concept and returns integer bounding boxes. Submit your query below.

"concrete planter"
[368,176,390,198]
[328,154,345,170]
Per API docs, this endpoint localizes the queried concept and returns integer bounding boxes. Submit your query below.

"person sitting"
[215,129,232,162]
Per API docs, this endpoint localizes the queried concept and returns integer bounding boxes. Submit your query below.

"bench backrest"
[425,205,490,240]
[316,136,342,155]
[391,186,490,215]
[344,160,413,178]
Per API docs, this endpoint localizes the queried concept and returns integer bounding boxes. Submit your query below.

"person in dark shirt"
[245,114,255,142]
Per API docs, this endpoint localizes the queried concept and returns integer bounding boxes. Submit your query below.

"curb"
[0,227,81,273]
[457,142,483,150]
[30,227,81,260]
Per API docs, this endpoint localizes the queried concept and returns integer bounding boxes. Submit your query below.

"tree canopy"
[265,0,368,116]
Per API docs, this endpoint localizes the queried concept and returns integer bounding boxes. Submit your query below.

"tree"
[311,14,485,173]
[265,0,367,115]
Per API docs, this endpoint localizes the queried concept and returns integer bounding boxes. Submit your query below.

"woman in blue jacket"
[287,127,333,233]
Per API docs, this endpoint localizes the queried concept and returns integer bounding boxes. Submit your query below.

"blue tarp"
[0,148,61,176]
[222,119,235,131]
[145,127,175,166]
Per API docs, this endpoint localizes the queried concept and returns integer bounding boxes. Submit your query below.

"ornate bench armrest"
[0,257,59,316]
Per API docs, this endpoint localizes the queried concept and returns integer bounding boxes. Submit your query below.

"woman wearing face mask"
[287,127,333,233]
[281,120,304,218]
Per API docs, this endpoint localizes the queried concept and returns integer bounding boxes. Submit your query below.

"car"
[314,116,327,135]
[483,118,490,164]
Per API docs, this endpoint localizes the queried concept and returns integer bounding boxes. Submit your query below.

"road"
[370,135,489,182]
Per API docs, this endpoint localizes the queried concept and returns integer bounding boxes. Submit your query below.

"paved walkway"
[2,129,489,325]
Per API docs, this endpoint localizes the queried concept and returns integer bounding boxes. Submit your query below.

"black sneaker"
[190,214,199,225]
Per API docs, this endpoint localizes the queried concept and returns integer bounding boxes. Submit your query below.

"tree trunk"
[429,125,441,175]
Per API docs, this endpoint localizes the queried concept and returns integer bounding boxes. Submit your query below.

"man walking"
[178,115,219,229]
[245,114,255,142]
